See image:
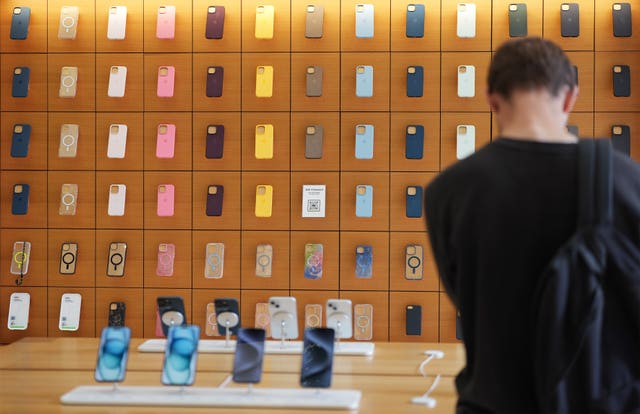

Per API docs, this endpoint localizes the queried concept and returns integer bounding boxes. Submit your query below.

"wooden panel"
[594,51,640,111]
[441,52,491,112]
[241,231,290,290]
[241,53,291,111]
[192,53,241,111]
[192,0,242,52]
[390,172,436,231]
[47,0,96,53]
[594,112,640,161]
[567,51,595,112]
[390,112,440,172]
[441,0,492,51]
[0,229,47,287]
[491,0,543,50]
[143,230,192,289]
[0,112,47,171]
[340,112,390,171]
[191,230,241,289]
[390,0,441,52]
[241,172,291,231]
[142,288,192,338]
[389,291,439,342]
[543,0,595,51]
[143,112,193,171]
[47,54,95,112]
[0,171,47,229]
[95,112,144,171]
[95,287,144,338]
[47,229,95,287]
[241,0,291,52]
[340,172,390,231]
[143,171,192,229]
[389,232,439,292]
[290,231,340,290]
[241,112,291,171]
[1,54,47,111]
[95,53,144,112]
[439,291,461,343]
[339,232,390,291]
[440,112,492,169]
[290,172,340,231]
[95,172,144,229]
[95,0,144,52]
[594,0,640,51]
[291,0,341,52]
[341,52,390,111]
[47,287,95,338]
[142,0,193,52]
[291,52,341,111]
[290,112,341,171]
[341,290,389,341]
[341,0,391,52]
[0,0,47,53]
[95,230,144,288]
[390,52,441,112]
[143,53,193,111]
[47,171,96,229]
[0,287,48,343]
[192,172,241,230]
[192,112,241,171]
[48,112,96,171]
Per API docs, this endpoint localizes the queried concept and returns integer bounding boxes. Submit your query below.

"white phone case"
[326,299,353,339]
[107,124,128,159]
[457,3,476,38]
[7,292,30,330]
[268,296,299,340]
[107,6,127,40]
[107,184,126,216]
[456,125,476,160]
[59,293,82,331]
[107,66,127,97]
[457,65,476,98]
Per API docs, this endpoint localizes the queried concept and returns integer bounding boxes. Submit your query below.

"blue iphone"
[355,185,373,218]
[406,66,424,97]
[12,67,30,97]
[406,125,424,159]
[12,184,30,215]
[355,65,373,98]
[162,325,200,386]
[355,124,374,159]
[406,186,423,218]
[95,326,131,383]
[300,328,335,388]
[355,245,373,279]
[232,328,266,384]
[355,4,374,38]
[11,124,31,158]
[10,6,31,40]
[406,4,425,38]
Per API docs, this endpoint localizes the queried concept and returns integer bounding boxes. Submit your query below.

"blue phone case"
[355,124,374,159]
[162,325,200,386]
[407,66,424,97]
[356,65,373,98]
[95,326,131,383]
[300,328,335,388]
[10,124,31,158]
[406,4,425,38]
[12,184,30,215]
[406,125,424,159]
[10,7,31,40]
[406,186,423,218]
[12,67,30,97]
[355,4,374,38]
[232,328,266,384]
[355,185,373,218]
[355,245,373,278]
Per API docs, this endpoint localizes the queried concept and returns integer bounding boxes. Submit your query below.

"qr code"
[307,199,321,212]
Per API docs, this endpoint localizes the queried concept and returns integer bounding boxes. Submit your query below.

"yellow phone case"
[255,124,274,159]
[255,66,274,97]
[255,5,275,39]
[255,185,273,217]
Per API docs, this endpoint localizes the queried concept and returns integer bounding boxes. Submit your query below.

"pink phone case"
[156,243,175,276]
[156,124,176,158]
[157,66,175,97]
[157,184,175,217]
[156,5,176,39]
[155,309,164,337]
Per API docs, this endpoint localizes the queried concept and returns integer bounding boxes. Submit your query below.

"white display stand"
[60,385,361,410]
[137,339,375,356]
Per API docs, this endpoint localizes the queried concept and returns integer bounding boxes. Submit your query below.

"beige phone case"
[205,302,219,336]
[354,304,373,341]
[255,302,271,338]
[405,244,424,280]
[305,303,323,328]
[255,244,273,277]
[204,242,224,279]
[58,184,78,216]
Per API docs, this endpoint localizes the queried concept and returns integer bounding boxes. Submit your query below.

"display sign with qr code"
[301,185,326,218]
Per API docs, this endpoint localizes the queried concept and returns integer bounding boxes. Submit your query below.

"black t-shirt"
[424,138,640,413]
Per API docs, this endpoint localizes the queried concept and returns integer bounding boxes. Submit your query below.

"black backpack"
[532,139,640,413]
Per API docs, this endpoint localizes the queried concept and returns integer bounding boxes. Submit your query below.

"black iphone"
[214,297,240,336]
[157,296,186,337]
[232,328,266,383]
[300,328,335,388]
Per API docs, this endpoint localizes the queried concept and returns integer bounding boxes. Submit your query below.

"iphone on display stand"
[214,298,240,337]
[268,296,299,341]
[59,293,82,331]
[11,124,31,158]
[107,6,127,40]
[8,292,30,330]
[205,242,224,279]
[157,296,187,337]
[58,6,79,40]
[156,6,176,39]
[59,124,79,158]
[108,184,126,217]
[10,7,31,40]
[300,328,335,388]
[162,325,199,386]
[95,326,130,382]
[108,66,127,98]
[107,124,128,158]
[232,328,266,384]
[456,125,476,160]
[326,299,353,339]
[456,3,476,38]
[305,5,324,38]
[206,6,225,39]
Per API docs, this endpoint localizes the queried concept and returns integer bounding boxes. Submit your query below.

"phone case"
[613,3,632,37]
[205,242,224,279]
[355,245,373,279]
[107,242,127,277]
[205,302,219,336]
[305,4,324,38]
[214,298,240,336]
[355,185,373,218]
[560,3,579,37]
[508,3,528,37]
[406,66,424,97]
[355,65,373,98]
[255,244,273,277]
[306,66,323,97]
[157,66,175,97]
[95,326,131,382]
[156,243,175,277]
[162,325,200,386]
[405,125,424,159]
[268,296,299,340]
[255,185,273,217]
[406,186,423,218]
[108,184,126,217]
[457,3,476,38]
[10,241,31,279]
[157,184,175,217]
[255,5,275,39]
[58,6,79,40]
[305,125,323,159]
[355,124,374,159]
[457,65,475,98]
[206,125,225,159]
[305,304,323,328]
[405,244,424,280]
[10,6,30,40]
[10,124,31,158]
[206,66,224,97]
[406,305,422,335]
[7,292,30,330]
[255,66,274,97]
[12,67,30,98]
[59,242,78,275]
[206,6,225,39]
[107,66,127,97]
[355,4,374,38]
[233,328,266,383]
[59,293,82,331]
[456,310,463,340]
[108,302,126,327]
[59,66,78,98]
[612,125,631,156]
[157,296,187,336]
[326,299,353,339]
[206,185,224,216]
[107,6,127,40]
[59,124,79,158]
[59,183,78,216]
[107,124,128,159]
[156,124,176,158]
[11,184,29,215]
[300,328,335,388]
[457,125,476,160]
[573,65,579,86]
[406,4,425,38]
[613,65,631,97]
[255,303,271,337]
[156,5,176,39]
[255,124,274,159]
[354,304,373,341]
[304,243,323,280]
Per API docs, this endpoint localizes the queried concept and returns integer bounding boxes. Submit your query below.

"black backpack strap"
[578,139,613,228]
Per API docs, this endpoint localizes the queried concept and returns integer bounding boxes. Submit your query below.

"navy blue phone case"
[12,67,30,97]
[12,184,30,215]
[406,4,425,38]
[407,66,424,97]
[612,125,631,156]
[300,328,335,388]
[406,186,423,218]
[232,328,266,383]
[613,65,631,97]
[10,124,31,158]
[10,7,31,40]
[406,305,422,336]
[405,125,424,159]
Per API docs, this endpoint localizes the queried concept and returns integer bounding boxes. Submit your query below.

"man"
[424,37,640,413]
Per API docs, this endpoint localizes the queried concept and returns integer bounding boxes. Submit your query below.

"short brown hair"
[488,37,576,99]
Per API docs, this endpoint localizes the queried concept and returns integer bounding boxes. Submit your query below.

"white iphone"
[107,6,127,40]
[107,66,127,98]
[457,65,475,98]
[326,299,353,339]
[456,125,476,160]
[59,293,82,331]
[268,296,299,340]
[107,124,127,158]
[108,184,126,216]
[58,123,79,158]
[7,292,30,330]
[457,3,476,38]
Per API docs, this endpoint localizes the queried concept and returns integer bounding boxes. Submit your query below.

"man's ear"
[486,89,500,112]
[562,86,579,113]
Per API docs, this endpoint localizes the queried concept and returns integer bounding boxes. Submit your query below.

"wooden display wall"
[0,0,638,344]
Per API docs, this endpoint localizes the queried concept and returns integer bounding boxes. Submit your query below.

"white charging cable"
[217,374,233,389]
[411,350,445,408]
